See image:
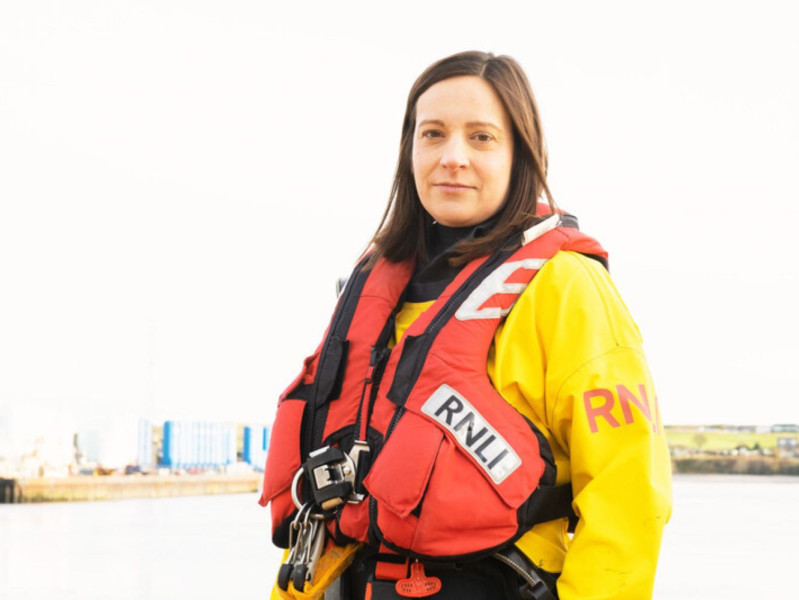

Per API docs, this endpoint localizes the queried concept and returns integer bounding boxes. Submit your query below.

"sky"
[1,0,798,457]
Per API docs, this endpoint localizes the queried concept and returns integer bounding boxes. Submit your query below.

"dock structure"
[1,478,20,503]
[0,473,262,503]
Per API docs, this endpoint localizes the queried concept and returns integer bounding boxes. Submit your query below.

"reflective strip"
[522,214,561,245]
[455,258,547,321]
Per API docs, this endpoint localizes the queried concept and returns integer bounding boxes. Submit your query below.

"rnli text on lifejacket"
[422,384,522,484]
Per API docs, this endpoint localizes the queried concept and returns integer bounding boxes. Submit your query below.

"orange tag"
[395,562,442,598]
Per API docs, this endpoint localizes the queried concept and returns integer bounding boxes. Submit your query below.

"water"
[0,493,281,599]
[1,475,797,599]
[656,475,798,599]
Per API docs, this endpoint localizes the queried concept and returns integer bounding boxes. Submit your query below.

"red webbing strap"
[374,543,409,581]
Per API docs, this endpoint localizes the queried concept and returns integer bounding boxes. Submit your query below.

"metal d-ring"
[290,468,327,520]
[291,468,304,510]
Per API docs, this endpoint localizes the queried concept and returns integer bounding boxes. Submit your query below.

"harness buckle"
[291,442,372,512]
[291,446,356,511]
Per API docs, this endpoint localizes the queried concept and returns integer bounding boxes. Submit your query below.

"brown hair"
[370,50,555,266]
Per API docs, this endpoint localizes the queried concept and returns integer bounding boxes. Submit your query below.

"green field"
[664,428,788,452]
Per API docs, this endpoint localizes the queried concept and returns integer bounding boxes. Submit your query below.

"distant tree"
[693,432,708,451]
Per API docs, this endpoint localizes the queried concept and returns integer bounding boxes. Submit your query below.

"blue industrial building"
[161,420,238,469]
[242,425,269,471]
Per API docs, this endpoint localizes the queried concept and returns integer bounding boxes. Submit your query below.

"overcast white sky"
[1,0,798,448]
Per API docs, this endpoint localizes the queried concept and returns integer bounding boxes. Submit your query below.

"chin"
[436,214,485,227]
[430,210,474,227]
[435,217,473,227]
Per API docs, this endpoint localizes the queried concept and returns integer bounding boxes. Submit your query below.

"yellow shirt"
[394,251,672,599]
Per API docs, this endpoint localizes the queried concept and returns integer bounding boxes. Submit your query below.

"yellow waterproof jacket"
[394,250,672,599]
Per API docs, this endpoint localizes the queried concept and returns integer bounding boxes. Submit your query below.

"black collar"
[407,216,499,302]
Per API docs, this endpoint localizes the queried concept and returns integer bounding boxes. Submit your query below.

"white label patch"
[421,384,521,484]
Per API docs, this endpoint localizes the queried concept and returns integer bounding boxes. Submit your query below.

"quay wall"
[1,474,262,503]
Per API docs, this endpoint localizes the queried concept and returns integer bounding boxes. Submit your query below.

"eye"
[421,129,444,139]
[472,132,494,143]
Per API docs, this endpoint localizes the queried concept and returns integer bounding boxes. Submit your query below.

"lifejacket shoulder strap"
[386,214,583,407]
[303,254,372,456]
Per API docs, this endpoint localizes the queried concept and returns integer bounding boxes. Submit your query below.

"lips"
[433,182,476,192]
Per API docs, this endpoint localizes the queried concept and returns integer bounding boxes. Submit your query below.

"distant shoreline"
[0,473,261,503]
[665,425,799,475]
[671,473,799,484]
[671,456,799,476]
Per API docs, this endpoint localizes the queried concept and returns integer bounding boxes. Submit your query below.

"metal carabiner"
[279,502,314,591]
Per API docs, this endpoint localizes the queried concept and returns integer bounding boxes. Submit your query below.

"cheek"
[482,156,512,190]
[410,155,419,184]
[496,153,514,195]
[411,152,425,193]
[411,145,423,176]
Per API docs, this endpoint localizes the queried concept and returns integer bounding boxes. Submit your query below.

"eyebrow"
[417,119,502,130]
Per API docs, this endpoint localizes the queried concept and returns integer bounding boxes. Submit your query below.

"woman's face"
[412,75,514,228]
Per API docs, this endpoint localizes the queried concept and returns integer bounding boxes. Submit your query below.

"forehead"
[415,75,510,128]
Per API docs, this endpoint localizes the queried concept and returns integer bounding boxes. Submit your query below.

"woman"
[261,51,672,600]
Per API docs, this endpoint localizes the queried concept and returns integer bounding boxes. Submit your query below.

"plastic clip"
[299,446,357,511]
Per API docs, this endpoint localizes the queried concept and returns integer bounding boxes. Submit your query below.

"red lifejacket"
[260,214,607,561]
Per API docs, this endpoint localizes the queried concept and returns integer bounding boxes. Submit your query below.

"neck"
[426,215,500,261]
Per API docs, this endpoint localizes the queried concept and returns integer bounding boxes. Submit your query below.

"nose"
[439,136,469,170]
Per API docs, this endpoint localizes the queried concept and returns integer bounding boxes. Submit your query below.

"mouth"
[433,182,475,192]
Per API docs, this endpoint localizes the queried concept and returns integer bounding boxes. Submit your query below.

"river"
[1,474,797,599]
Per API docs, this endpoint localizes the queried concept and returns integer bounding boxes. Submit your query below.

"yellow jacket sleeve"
[489,251,672,599]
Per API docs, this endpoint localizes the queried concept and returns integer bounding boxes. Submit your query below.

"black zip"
[353,346,380,442]
[353,345,391,440]
[364,348,391,427]
[385,406,405,440]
